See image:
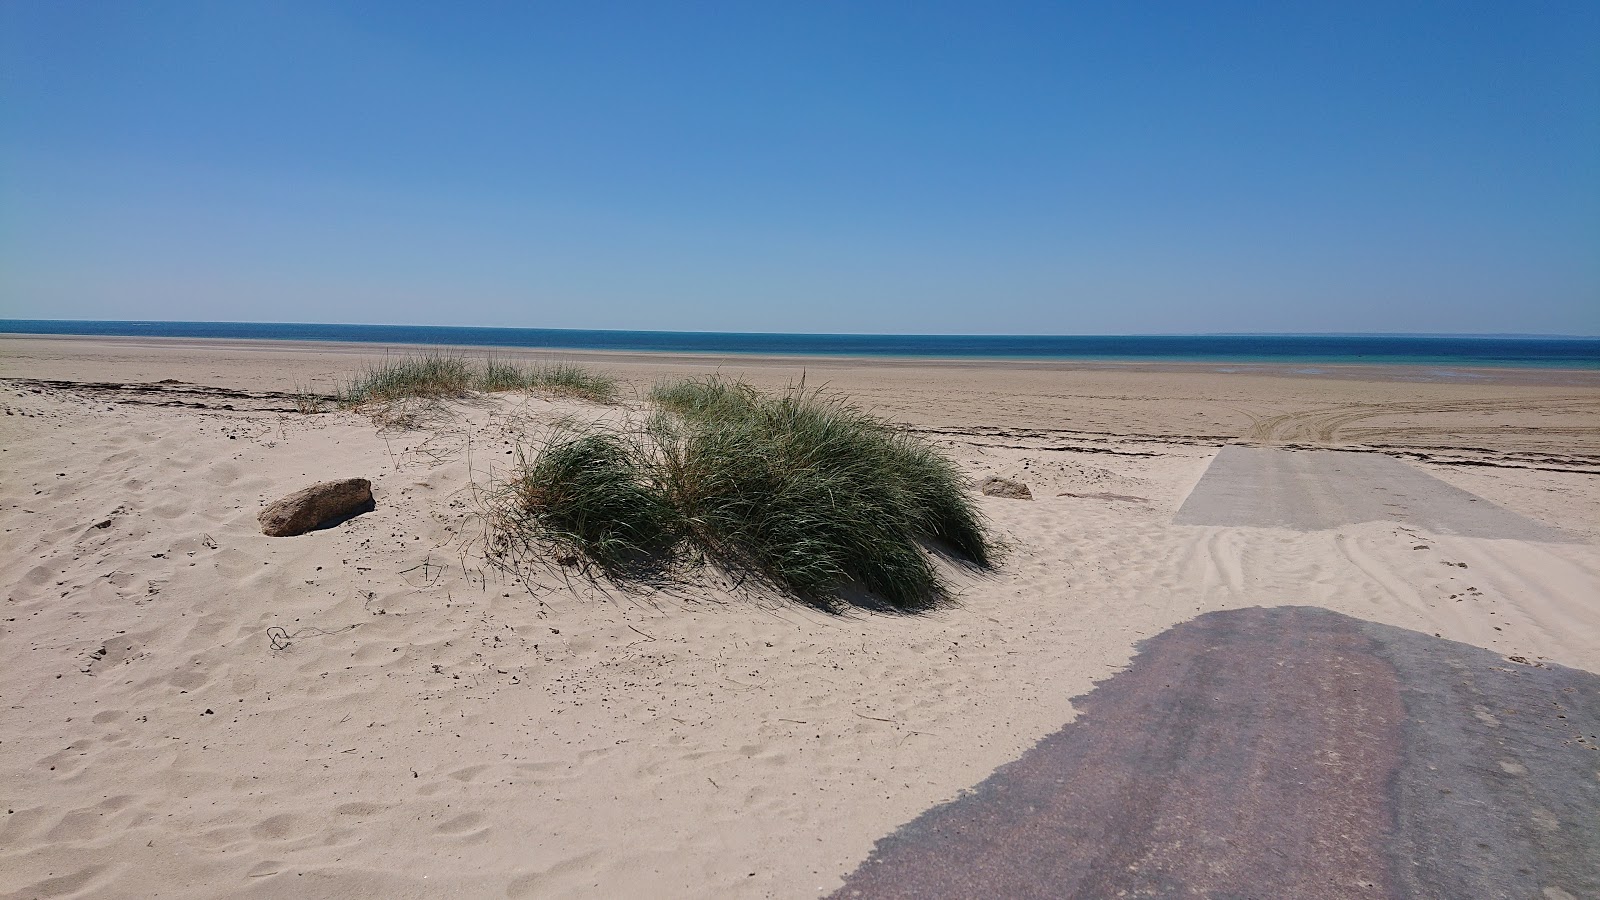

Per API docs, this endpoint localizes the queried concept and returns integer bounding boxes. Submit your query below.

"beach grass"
[339,353,619,405]
[648,375,760,421]
[502,376,993,609]
[290,382,330,414]
[479,357,531,392]
[341,352,476,404]
[521,362,620,403]
[511,429,681,571]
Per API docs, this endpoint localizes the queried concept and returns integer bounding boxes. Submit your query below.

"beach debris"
[266,623,360,650]
[258,477,374,536]
[980,476,1032,500]
[1057,491,1148,503]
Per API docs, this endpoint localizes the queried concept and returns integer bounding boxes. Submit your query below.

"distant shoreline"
[5,332,1600,388]
[3,320,1598,372]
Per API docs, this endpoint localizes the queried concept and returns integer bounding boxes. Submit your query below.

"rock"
[980,476,1032,500]
[258,478,374,536]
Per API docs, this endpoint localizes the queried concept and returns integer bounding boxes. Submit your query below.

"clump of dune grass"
[473,357,620,403]
[501,376,993,610]
[289,382,330,414]
[648,376,759,421]
[509,429,680,572]
[341,352,475,405]
[478,358,530,392]
[523,363,619,403]
[653,379,993,607]
[340,353,620,406]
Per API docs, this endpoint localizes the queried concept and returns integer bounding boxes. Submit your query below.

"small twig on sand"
[856,711,935,736]
[267,623,361,651]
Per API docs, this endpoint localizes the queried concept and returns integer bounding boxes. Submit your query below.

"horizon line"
[2,319,1596,341]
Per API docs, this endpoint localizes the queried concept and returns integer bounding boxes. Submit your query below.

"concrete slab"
[1173,446,1570,540]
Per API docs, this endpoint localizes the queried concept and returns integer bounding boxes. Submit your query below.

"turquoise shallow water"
[3,320,1597,369]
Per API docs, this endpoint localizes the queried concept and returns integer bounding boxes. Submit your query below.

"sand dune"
[2,337,1596,898]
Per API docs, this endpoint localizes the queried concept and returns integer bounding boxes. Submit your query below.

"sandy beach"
[2,335,1598,899]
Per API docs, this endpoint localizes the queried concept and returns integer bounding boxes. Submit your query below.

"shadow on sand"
[834,606,1598,899]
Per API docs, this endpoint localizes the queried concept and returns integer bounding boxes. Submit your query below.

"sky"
[2,2,1597,335]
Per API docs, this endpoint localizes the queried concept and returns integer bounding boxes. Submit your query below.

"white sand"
[2,336,1597,898]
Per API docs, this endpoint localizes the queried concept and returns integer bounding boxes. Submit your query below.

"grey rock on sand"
[980,476,1032,500]
[258,478,374,536]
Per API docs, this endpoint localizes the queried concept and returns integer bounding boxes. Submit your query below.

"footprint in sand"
[434,812,487,836]
[250,813,304,841]
[503,852,603,899]
[334,801,389,817]
[11,865,111,899]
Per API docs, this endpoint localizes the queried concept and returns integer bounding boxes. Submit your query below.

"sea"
[3,320,1598,370]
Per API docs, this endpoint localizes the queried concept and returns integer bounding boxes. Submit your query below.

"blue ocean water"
[3,320,1598,369]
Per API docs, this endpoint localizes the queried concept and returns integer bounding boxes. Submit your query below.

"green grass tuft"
[341,352,475,405]
[505,376,993,610]
[648,376,759,421]
[478,358,530,392]
[339,353,619,405]
[524,363,620,403]
[658,380,991,606]
[512,430,680,571]
[290,382,330,414]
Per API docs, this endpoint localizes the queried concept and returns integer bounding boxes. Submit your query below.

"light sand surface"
[2,336,1597,898]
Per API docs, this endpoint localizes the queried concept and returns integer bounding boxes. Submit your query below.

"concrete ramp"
[1173,446,1568,540]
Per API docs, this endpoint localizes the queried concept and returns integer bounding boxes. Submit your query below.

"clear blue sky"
[3,2,1597,334]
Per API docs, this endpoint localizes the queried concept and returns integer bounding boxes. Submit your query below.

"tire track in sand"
[1241,397,1600,471]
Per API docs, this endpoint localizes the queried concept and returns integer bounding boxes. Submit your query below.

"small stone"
[258,478,374,536]
[980,477,1032,500]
